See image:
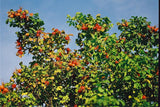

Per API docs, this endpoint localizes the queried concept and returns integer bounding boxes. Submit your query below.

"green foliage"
[0,8,158,107]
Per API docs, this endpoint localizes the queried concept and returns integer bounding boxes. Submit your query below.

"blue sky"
[0,0,159,83]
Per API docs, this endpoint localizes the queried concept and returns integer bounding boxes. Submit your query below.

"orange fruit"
[154,28,158,32]
[66,67,70,71]
[142,95,146,99]
[29,13,33,16]
[17,8,22,13]
[0,85,4,90]
[122,23,125,26]
[3,88,9,93]
[17,69,22,73]
[10,14,14,18]
[101,76,105,79]
[25,33,29,36]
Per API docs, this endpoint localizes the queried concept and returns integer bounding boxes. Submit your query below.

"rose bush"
[0,8,158,107]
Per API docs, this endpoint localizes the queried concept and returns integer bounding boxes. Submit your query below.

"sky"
[0,0,159,83]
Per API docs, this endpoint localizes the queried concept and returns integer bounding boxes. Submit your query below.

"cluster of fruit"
[0,84,9,94]
[8,7,33,19]
[147,25,158,32]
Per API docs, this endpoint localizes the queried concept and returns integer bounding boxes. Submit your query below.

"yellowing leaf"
[97,93,103,97]
[128,69,131,72]
[96,14,101,17]
[29,37,33,41]
[144,79,151,84]
[33,71,38,73]
[10,77,14,82]
[33,38,37,42]
[147,75,153,78]
[33,83,36,88]
[134,97,140,102]
[22,92,28,96]
[79,95,82,99]
[56,86,62,91]
[128,95,132,99]
[108,69,112,72]
[49,77,55,80]
[101,28,105,32]
[54,69,61,75]
[29,83,32,85]
[45,58,51,61]
[54,97,58,100]
[41,78,45,83]
[41,84,46,89]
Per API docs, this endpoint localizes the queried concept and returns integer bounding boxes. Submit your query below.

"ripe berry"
[59,52,62,56]
[36,33,40,37]
[12,84,16,89]
[142,95,146,99]
[34,63,38,66]
[52,32,56,35]
[94,45,99,50]
[74,104,78,107]
[17,69,22,73]
[66,48,71,52]
[56,57,60,61]
[79,55,82,59]
[18,50,23,55]
[65,36,70,40]
[39,49,43,52]
[45,81,49,86]
[156,70,159,76]
[78,89,82,93]
[18,46,22,51]
[106,55,109,59]
[115,60,119,64]
[16,41,21,46]
[54,29,59,32]
[86,61,89,65]
[137,73,140,77]
[80,86,85,90]
[81,25,88,31]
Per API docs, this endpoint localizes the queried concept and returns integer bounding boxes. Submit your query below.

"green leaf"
[98,87,104,92]
[124,76,131,81]
[6,19,9,24]
[134,83,141,89]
